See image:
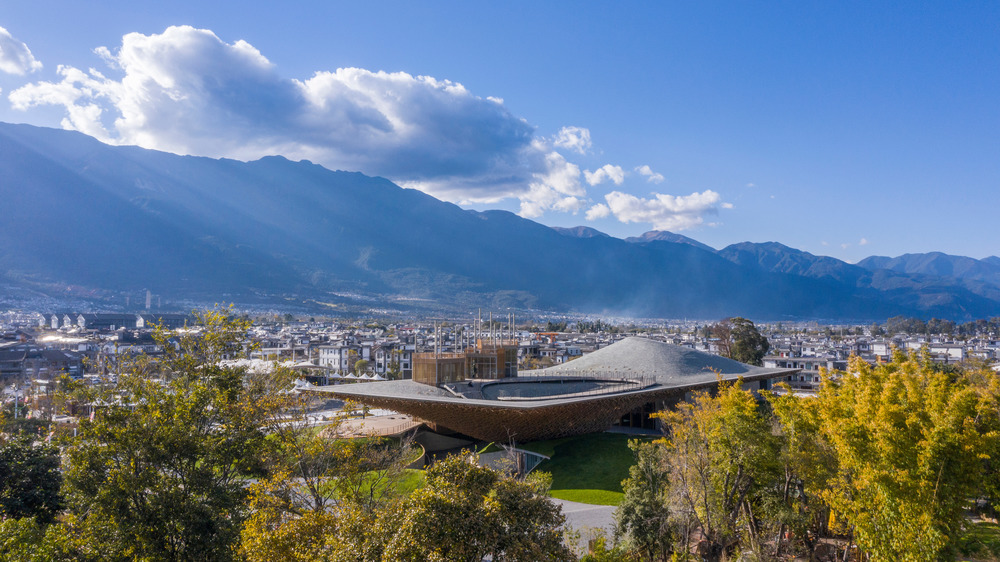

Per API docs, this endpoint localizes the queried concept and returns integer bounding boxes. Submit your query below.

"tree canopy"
[614,350,1000,561]
[710,317,770,366]
[0,309,574,562]
[0,434,62,524]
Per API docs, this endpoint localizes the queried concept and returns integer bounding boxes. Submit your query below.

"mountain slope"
[717,242,871,285]
[2,121,998,321]
[625,230,715,252]
[717,243,1000,318]
[551,226,610,239]
[858,252,1000,288]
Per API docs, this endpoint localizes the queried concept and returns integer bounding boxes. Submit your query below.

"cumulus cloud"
[518,143,587,218]
[9,25,595,216]
[600,190,728,231]
[859,237,869,246]
[0,26,42,75]
[585,203,611,221]
[7,25,735,229]
[552,126,592,154]
[634,165,664,184]
[584,164,625,186]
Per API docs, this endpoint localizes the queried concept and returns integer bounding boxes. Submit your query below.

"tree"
[62,309,277,561]
[763,384,837,558]
[0,517,80,561]
[238,500,345,562]
[240,387,415,561]
[545,321,568,332]
[711,317,769,366]
[374,453,574,561]
[242,452,573,562]
[0,433,62,524]
[387,349,402,380]
[355,358,370,375]
[614,439,677,561]
[347,348,359,374]
[656,380,782,560]
[257,398,413,514]
[813,353,1000,561]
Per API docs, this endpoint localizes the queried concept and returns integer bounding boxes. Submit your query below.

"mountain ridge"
[2,121,998,321]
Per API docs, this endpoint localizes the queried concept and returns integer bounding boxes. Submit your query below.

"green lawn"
[522,432,649,506]
[958,521,1000,561]
[394,468,426,495]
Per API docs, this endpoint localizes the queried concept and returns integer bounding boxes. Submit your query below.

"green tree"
[242,452,572,562]
[763,384,837,558]
[545,321,568,332]
[376,453,573,561]
[0,516,81,561]
[63,309,276,561]
[614,439,676,561]
[711,317,770,366]
[0,433,63,524]
[656,380,782,560]
[386,349,402,380]
[355,358,370,375]
[240,385,415,561]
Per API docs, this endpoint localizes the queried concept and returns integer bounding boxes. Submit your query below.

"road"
[553,498,617,553]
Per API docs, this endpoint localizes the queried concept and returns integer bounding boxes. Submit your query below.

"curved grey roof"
[531,336,780,385]
[314,336,798,441]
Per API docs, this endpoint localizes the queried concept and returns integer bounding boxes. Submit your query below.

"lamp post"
[10,384,21,419]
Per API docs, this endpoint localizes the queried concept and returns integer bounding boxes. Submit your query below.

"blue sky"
[1,2,998,262]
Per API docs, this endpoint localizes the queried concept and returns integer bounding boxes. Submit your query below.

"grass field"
[522,432,651,506]
[393,469,426,495]
[958,521,1000,561]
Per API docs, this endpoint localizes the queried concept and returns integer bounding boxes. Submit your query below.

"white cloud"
[0,26,42,75]
[585,203,611,221]
[552,126,592,154]
[859,237,869,246]
[634,165,664,184]
[9,25,592,216]
[584,164,625,186]
[518,143,587,218]
[745,182,756,188]
[10,65,123,140]
[601,190,727,231]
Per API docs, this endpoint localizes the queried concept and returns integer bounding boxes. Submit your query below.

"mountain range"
[2,121,998,321]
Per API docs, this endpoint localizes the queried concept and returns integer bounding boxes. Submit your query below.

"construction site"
[412,313,519,386]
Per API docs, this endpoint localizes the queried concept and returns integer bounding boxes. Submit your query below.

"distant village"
[3,308,999,417]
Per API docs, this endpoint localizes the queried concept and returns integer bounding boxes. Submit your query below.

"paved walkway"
[553,498,617,553]
[322,414,421,438]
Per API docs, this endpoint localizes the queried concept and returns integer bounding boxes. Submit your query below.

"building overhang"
[313,348,798,442]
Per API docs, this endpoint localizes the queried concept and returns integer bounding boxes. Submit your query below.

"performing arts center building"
[317,336,799,443]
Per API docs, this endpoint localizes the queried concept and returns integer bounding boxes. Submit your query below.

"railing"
[487,374,656,401]
[380,420,421,435]
[327,416,421,438]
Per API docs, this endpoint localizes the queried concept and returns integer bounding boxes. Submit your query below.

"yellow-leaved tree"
[815,351,1000,561]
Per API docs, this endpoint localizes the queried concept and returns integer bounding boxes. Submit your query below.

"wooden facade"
[412,341,518,385]
[413,353,467,385]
